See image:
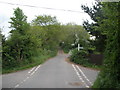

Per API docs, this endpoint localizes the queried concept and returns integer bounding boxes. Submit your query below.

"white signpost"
[78,44,83,51]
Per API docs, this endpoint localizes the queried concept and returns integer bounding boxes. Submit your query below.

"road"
[2,52,99,89]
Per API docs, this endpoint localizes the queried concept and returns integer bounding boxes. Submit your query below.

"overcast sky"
[0,0,96,37]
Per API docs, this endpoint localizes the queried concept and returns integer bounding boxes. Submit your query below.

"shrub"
[70,48,89,65]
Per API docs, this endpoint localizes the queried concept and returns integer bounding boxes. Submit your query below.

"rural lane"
[2,52,99,89]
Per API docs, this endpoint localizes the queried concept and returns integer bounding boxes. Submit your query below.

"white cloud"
[0,0,96,37]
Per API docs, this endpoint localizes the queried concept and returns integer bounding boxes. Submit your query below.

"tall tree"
[9,7,30,61]
[9,7,29,34]
[0,29,3,67]
[81,2,106,53]
[93,2,120,88]
[32,15,60,50]
[2,7,32,69]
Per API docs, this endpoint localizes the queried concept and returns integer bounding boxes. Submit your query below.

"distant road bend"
[2,51,99,88]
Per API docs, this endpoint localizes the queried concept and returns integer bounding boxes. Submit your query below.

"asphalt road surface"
[2,52,99,88]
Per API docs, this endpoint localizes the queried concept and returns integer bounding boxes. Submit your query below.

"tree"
[9,7,29,35]
[32,15,58,26]
[0,29,3,68]
[32,15,60,50]
[81,2,106,53]
[2,7,32,68]
[9,7,30,61]
[93,2,120,88]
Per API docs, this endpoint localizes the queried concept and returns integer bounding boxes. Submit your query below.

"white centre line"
[76,65,93,85]
[72,64,89,88]
[30,65,41,76]
[15,84,19,88]
[14,65,41,88]
[34,65,41,72]
[28,67,36,74]
[27,76,30,79]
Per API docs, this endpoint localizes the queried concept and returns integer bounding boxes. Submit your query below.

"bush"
[70,48,89,65]
[70,48,101,69]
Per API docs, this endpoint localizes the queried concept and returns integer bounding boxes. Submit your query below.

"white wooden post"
[78,44,83,51]
[78,44,80,51]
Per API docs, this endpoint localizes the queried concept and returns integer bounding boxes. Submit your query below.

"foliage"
[60,23,90,53]
[2,8,42,69]
[93,2,120,88]
[81,2,107,53]
[9,7,29,34]
[70,48,101,69]
[0,29,2,73]
[70,48,89,65]
[2,49,57,74]
[2,8,32,69]
[31,15,61,50]
[32,15,58,26]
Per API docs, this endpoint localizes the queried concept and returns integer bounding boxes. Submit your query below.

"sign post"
[78,44,80,51]
[78,44,83,51]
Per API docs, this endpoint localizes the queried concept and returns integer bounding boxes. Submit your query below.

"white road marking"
[30,65,41,76]
[15,84,19,88]
[72,64,89,88]
[34,65,41,72]
[27,76,30,79]
[14,65,41,88]
[76,65,93,85]
[23,79,27,82]
[28,67,36,74]
[30,71,35,76]
[20,81,23,84]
